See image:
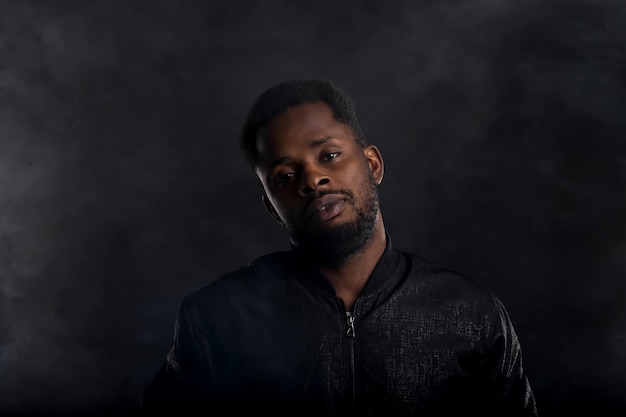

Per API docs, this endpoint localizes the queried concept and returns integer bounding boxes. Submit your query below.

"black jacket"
[142,236,538,416]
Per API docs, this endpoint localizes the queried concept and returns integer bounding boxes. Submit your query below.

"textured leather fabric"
[142,236,538,416]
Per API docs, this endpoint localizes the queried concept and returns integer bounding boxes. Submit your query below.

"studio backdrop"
[1,0,625,415]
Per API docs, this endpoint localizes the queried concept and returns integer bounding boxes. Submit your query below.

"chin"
[311,215,350,232]
[291,182,380,264]
[293,217,376,265]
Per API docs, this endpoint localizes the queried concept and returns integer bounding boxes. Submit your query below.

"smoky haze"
[1,0,625,415]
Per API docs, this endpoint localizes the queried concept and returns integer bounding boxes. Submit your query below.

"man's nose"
[298,166,330,196]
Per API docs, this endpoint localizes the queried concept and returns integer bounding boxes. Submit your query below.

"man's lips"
[304,194,347,223]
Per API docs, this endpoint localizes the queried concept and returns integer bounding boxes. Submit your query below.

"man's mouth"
[305,194,347,224]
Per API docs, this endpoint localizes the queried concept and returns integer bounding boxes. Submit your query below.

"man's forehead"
[256,127,352,162]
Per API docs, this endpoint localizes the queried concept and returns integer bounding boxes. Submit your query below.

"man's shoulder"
[394,248,506,321]
[396,248,497,299]
[394,249,459,277]
[188,250,294,297]
[172,251,296,325]
[247,250,295,269]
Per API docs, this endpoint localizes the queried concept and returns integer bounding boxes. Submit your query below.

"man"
[142,79,538,416]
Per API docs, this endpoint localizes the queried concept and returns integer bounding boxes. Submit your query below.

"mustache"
[301,189,355,219]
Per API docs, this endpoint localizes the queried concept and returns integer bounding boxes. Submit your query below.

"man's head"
[239,79,366,170]
[239,79,384,265]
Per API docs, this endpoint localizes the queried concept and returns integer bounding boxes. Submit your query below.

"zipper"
[345,311,356,337]
[345,311,356,415]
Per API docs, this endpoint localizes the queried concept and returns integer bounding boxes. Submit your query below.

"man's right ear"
[262,194,283,225]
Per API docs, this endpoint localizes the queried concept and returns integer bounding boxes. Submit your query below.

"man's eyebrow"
[269,156,290,170]
[309,136,334,148]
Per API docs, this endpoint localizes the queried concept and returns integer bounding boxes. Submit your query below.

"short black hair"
[239,79,366,169]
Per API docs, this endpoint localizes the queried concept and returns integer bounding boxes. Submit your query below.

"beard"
[288,173,380,266]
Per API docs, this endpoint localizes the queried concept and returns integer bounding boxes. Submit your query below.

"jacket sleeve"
[141,294,214,414]
[484,297,539,417]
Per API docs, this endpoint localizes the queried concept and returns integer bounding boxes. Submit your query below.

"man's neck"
[318,220,387,312]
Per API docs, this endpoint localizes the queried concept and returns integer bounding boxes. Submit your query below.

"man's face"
[254,101,384,263]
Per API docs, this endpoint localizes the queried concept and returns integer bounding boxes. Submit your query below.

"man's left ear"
[262,193,283,225]
[364,145,384,185]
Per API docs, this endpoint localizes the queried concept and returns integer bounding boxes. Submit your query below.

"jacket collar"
[288,232,401,300]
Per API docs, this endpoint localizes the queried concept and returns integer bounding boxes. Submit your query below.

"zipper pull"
[345,311,356,337]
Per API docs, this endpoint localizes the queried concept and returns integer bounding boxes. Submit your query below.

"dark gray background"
[1,0,625,415]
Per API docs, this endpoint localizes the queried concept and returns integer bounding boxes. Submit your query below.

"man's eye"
[276,173,294,185]
[324,152,340,161]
